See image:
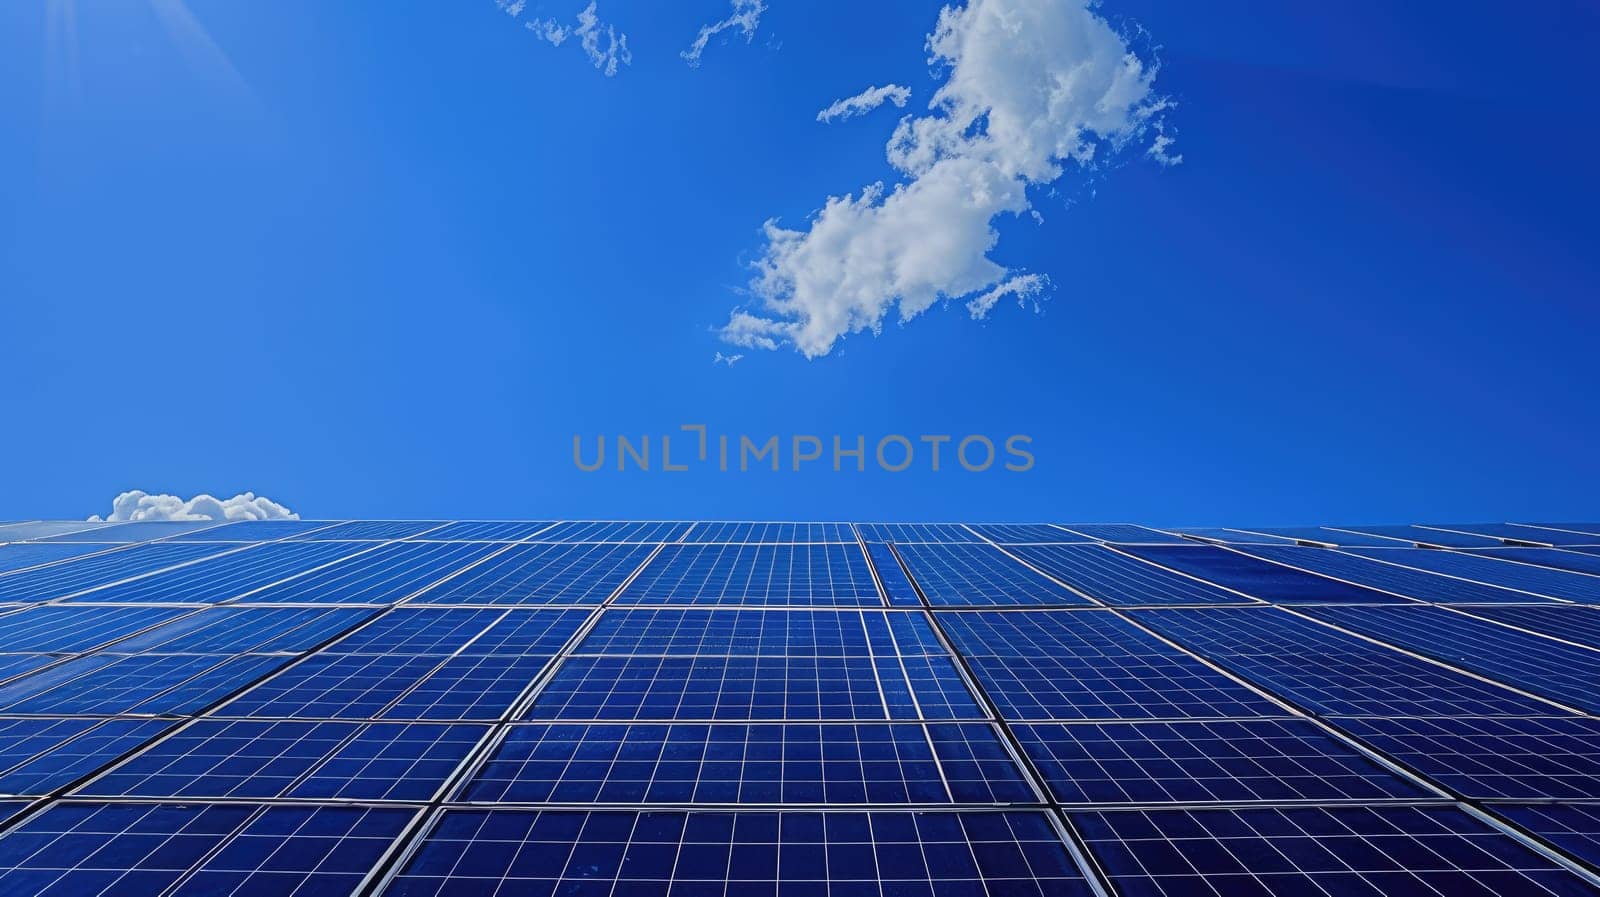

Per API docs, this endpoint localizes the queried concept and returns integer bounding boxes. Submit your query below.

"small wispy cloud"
[719,0,1177,358]
[89,490,297,523]
[683,0,766,68]
[713,351,745,367]
[817,84,911,124]
[495,0,630,76]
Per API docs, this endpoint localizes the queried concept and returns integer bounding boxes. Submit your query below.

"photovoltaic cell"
[1056,524,1182,543]
[1464,605,1600,651]
[1003,544,1252,606]
[1335,715,1600,800]
[1130,607,1566,717]
[288,520,446,541]
[893,543,1093,607]
[0,802,416,896]
[407,542,653,605]
[0,522,109,542]
[533,521,693,543]
[1239,545,1540,604]
[103,607,376,655]
[1347,547,1600,602]
[575,608,939,657]
[1015,719,1425,804]
[383,809,1093,897]
[0,718,173,796]
[0,605,190,653]
[411,521,555,541]
[234,541,504,604]
[1473,547,1600,578]
[1495,804,1600,869]
[79,719,488,801]
[1334,524,1505,547]
[167,519,337,541]
[1297,605,1600,713]
[1431,523,1600,546]
[618,544,881,606]
[1119,544,1408,604]
[1177,527,1304,545]
[1250,526,1407,547]
[0,543,237,603]
[0,543,105,575]
[463,722,1032,804]
[1071,805,1598,897]
[868,543,922,606]
[937,611,1283,720]
[856,523,980,543]
[40,521,223,543]
[684,522,857,543]
[965,524,1089,544]
[0,653,289,716]
[65,541,377,604]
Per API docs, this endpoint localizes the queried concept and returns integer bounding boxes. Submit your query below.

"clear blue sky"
[2,0,1597,524]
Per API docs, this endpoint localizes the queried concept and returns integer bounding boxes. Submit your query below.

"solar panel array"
[0,518,1598,895]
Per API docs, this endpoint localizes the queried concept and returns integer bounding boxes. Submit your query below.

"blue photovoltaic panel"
[1430,523,1600,546]
[1335,715,1600,799]
[234,541,504,604]
[574,608,942,658]
[1465,605,1600,651]
[685,522,857,543]
[0,655,59,684]
[411,521,555,541]
[1117,544,1411,604]
[289,520,446,541]
[1003,544,1253,606]
[103,607,375,654]
[965,524,1089,544]
[1495,804,1600,869]
[1130,607,1565,717]
[0,653,289,716]
[383,809,1093,897]
[938,611,1283,720]
[1177,527,1304,545]
[0,718,173,796]
[407,542,654,605]
[1252,526,1407,547]
[0,543,237,603]
[0,543,105,575]
[1298,605,1600,713]
[893,543,1094,607]
[39,521,224,543]
[1473,547,1600,578]
[329,608,587,656]
[65,541,378,604]
[1056,524,1181,543]
[463,722,1032,804]
[166,519,336,541]
[533,521,693,543]
[1071,805,1599,897]
[1333,524,1506,547]
[1534,523,1600,537]
[1239,544,1542,604]
[0,802,416,896]
[856,523,980,543]
[1015,719,1425,804]
[867,543,922,606]
[618,543,881,606]
[0,522,109,542]
[0,604,190,653]
[1348,547,1600,602]
[79,719,488,801]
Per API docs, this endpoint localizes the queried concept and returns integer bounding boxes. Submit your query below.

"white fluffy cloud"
[683,0,766,67]
[721,0,1173,358]
[496,0,629,76]
[89,490,298,523]
[817,84,912,123]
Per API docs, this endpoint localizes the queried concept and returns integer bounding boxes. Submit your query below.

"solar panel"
[938,611,1284,720]
[1334,715,1600,799]
[1431,523,1600,546]
[1071,805,1597,897]
[1347,547,1600,602]
[1015,719,1426,804]
[1117,544,1409,604]
[1333,524,1506,547]
[1003,544,1253,606]
[384,809,1094,897]
[617,543,881,606]
[38,521,224,543]
[0,522,110,542]
[1298,605,1600,713]
[0,802,416,895]
[3,518,1600,894]
[1239,544,1542,604]
[893,543,1094,607]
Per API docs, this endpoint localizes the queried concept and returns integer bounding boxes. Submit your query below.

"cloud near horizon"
[720,0,1175,358]
[89,490,298,523]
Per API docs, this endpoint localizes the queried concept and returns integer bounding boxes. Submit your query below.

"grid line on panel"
[877,541,1117,897]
